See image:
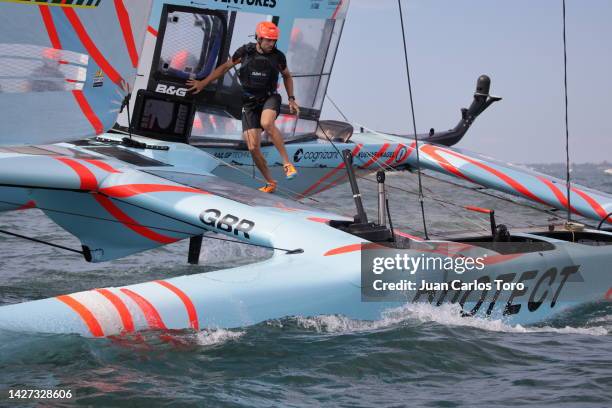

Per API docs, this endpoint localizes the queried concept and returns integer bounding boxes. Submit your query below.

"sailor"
[187,21,299,193]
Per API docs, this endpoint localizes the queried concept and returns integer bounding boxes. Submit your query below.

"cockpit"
[124,4,346,147]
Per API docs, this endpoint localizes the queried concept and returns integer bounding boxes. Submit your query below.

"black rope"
[0,228,83,255]
[597,212,612,230]
[201,233,302,253]
[397,0,429,240]
[562,0,572,222]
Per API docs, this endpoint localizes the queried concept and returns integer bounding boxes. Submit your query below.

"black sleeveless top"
[232,43,287,97]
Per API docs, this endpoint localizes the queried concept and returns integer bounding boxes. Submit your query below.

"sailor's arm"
[186,58,239,94]
[281,67,300,115]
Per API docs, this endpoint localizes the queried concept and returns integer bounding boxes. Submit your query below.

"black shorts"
[241,93,281,131]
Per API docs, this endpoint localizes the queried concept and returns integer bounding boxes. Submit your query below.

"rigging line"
[398,0,428,240]
[126,84,133,140]
[200,233,300,253]
[194,137,322,204]
[377,181,491,232]
[316,123,400,177]
[313,101,416,177]
[359,171,569,223]
[0,198,300,253]
[100,194,301,253]
[0,228,83,255]
[356,172,571,230]
[351,170,491,232]
[562,0,572,222]
[597,212,612,230]
[0,199,204,236]
[315,116,495,232]
[321,95,415,176]
[211,150,321,204]
[325,94,350,122]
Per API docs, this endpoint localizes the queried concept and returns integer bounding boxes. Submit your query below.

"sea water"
[0,163,610,407]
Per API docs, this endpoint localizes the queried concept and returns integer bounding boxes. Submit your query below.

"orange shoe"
[284,163,298,179]
[258,181,277,193]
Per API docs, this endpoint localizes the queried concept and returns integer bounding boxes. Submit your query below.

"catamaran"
[0,0,610,338]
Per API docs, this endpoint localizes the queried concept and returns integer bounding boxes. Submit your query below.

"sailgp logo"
[395,146,408,163]
[155,84,188,97]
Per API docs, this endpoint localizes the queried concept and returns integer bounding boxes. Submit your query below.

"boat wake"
[194,328,245,346]
[290,303,609,336]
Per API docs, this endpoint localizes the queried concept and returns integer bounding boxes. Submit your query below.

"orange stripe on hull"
[83,159,122,174]
[55,157,98,190]
[95,288,135,333]
[56,295,104,337]
[156,281,199,330]
[360,143,390,169]
[571,187,609,222]
[100,184,209,198]
[299,144,363,198]
[324,243,385,256]
[120,288,167,330]
[93,194,179,244]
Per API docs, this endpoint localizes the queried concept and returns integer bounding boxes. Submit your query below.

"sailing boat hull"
[0,229,610,337]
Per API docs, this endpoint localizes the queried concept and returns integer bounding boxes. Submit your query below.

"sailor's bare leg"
[243,129,274,183]
[261,109,291,165]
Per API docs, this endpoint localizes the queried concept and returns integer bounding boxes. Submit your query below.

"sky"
[320,0,612,164]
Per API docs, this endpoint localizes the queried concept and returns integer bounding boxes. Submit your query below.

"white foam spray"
[295,303,609,336]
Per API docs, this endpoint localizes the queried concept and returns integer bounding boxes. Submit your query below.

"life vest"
[238,43,280,94]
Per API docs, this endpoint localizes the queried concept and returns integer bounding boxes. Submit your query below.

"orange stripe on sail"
[113,0,139,68]
[39,6,62,48]
[71,90,105,135]
[332,0,343,19]
[63,8,124,87]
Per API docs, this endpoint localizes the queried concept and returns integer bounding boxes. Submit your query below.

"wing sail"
[0,0,152,145]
